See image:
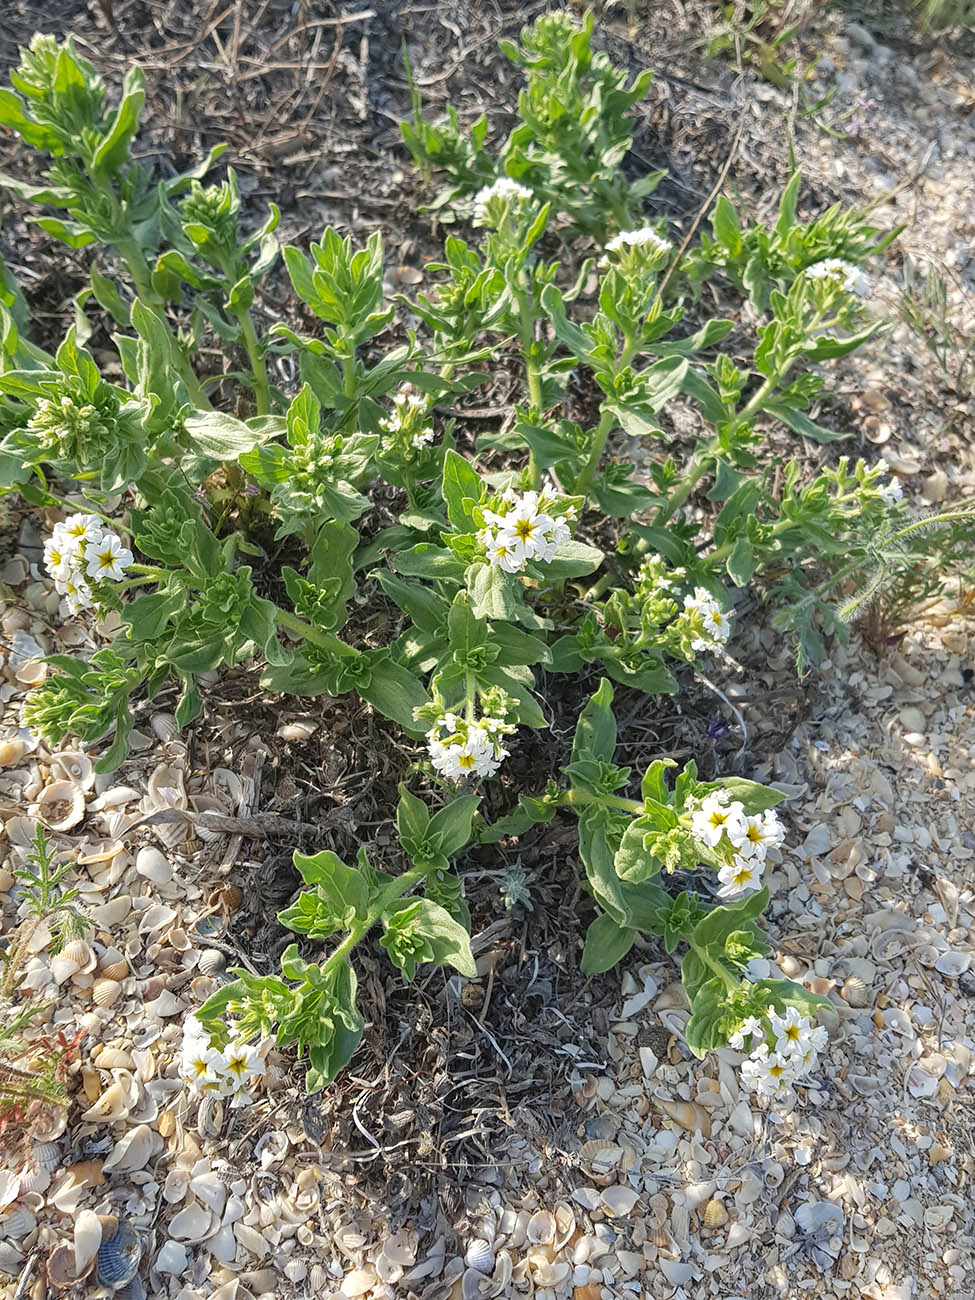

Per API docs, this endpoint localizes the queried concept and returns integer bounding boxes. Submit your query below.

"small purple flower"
[192,486,209,505]
[244,482,260,498]
[707,718,729,740]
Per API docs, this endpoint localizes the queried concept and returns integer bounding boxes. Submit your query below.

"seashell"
[884,1007,913,1036]
[135,846,173,885]
[169,1202,215,1242]
[88,785,140,812]
[795,1200,844,1236]
[553,1203,575,1251]
[1,1205,37,1241]
[198,949,226,976]
[93,978,122,1008]
[150,713,179,743]
[189,1171,227,1218]
[526,1210,555,1245]
[50,952,82,984]
[154,1240,188,1275]
[33,1141,61,1173]
[48,1243,87,1289]
[103,1124,159,1174]
[15,658,47,687]
[96,1221,142,1288]
[934,950,971,978]
[465,1238,494,1274]
[74,1209,103,1275]
[703,1198,728,1228]
[62,938,97,973]
[254,1129,289,1169]
[601,1184,640,1217]
[0,738,27,768]
[870,930,908,963]
[197,1093,224,1139]
[114,1277,147,1300]
[36,780,85,832]
[163,1169,190,1204]
[376,1254,403,1286]
[655,1098,712,1138]
[81,1069,139,1122]
[487,1249,513,1298]
[50,751,94,791]
[462,1267,487,1300]
[99,949,129,981]
[840,976,871,1007]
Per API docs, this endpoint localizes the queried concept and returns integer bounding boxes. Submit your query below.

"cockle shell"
[198,949,226,976]
[50,751,94,790]
[135,847,173,885]
[703,1198,728,1228]
[36,780,85,832]
[47,1243,87,1289]
[93,978,122,1008]
[465,1239,494,1274]
[840,976,871,1007]
[96,1221,142,1288]
[0,1205,37,1241]
[99,949,129,981]
[934,950,971,977]
[526,1210,555,1245]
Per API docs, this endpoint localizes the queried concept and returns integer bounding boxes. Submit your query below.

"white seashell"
[15,659,47,686]
[601,1184,640,1217]
[934,950,971,977]
[138,903,177,935]
[1,1203,36,1241]
[488,1249,513,1297]
[462,1268,487,1300]
[88,785,140,811]
[189,1172,226,1218]
[102,1123,159,1174]
[196,1094,224,1139]
[93,978,122,1008]
[884,1007,913,1036]
[795,1200,844,1236]
[50,953,82,984]
[169,1202,215,1242]
[254,1130,289,1169]
[850,1074,883,1096]
[31,1141,61,1175]
[74,1209,103,1275]
[62,938,96,972]
[198,949,226,976]
[906,1066,939,1099]
[465,1239,494,1274]
[0,738,27,768]
[36,780,85,832]
[163,1169,190,1205]
[659,1259,696,1285]
[81,1069,139,1122]
[150,713,179,743]
[154,1240,188,1274]
[135,846,173,885]
[50,751,94,791]
[526,1210,555,1245]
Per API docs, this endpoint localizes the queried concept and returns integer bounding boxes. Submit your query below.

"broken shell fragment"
[37,780,85,832]
[48,1243,88,1289]
[50,750,94,790]
[74,1209,103,1276]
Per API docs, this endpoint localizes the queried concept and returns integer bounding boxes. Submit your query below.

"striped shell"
[96,1221,142,1287]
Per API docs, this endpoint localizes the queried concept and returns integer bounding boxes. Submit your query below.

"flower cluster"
[805,257,870,298]
[477,489,574,574]
[180,1015,266,1106]
[604,227,672,257]
[690,791,785,897]
[43,513,133,615]
[733,1007,827,1099]
[472,176,533,227]
[681,587,733,652]
[379,383,436,451]
[424,710,516,780]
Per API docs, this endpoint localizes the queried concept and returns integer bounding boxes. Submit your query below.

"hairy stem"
[236,308,271,416]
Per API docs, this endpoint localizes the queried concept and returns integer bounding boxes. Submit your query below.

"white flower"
[682,587,733,651]
[877,478,903,505]
[691,792,747,848]
[484,532,524,573]
[769,1008,827,1064]
[717,852,764,897]
[426,713,514,781]
[473,177,533,225]
[729,1014,766,1049]
[411,427,435,449]
[479,489,574,574]
[220,1039,266,1094]
[180,1018,227,1091]
[740,1043,796,1097]
[85,532,133,582]
[728,809,785,861]
[805,258,870,298]
[61,513,103,547]
[57,570,93,614]
[43,533,76,582]
[604,227,672,256]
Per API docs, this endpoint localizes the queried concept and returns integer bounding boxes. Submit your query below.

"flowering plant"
[1,17,973,1098]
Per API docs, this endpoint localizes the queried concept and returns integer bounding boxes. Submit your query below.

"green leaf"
[685,975,728,1056]
[578,807,629,926]
[541,540,604,580]
[32,216,95,249]
[185,410,277,459]
[726,535,755,586]
[764,399,847,444]
[92,65,145,174]
[428,794,480,857]
[394,544,466,582]
[712,194,742,255]
[288,848,369,927]
[381,898,477,980]
[468,560,523,621]
[571,678,616,763]
[692,886,769,951]
[775,171,802,238]
[698,777,785,813]
[581,912,637,975]
[442,448,483,533]
[359,661,427,733]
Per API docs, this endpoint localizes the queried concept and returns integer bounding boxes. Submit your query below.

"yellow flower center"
[746,824,764,844]
[514,518,534,541]
[457,752,475,770]
[784,1024,801,1043]
[226,1053,248,1079]
[769,1062,786,1079]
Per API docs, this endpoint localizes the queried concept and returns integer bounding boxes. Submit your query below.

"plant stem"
[574,406,616,501]
[566,788,644,815]
[517,288,543,489]
[656,456,711,526]
[274,607,346,655]
[320,862,427,979]
[236,308,271,416]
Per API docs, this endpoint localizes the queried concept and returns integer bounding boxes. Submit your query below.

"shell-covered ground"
[1,3,975,1300]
